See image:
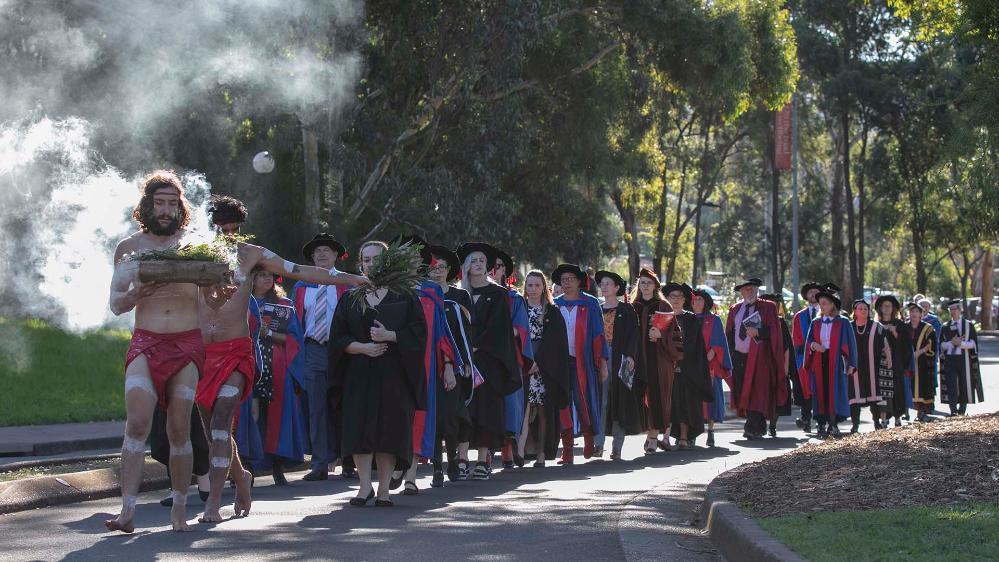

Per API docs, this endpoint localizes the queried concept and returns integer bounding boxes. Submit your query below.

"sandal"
[676,439,688,450]
[644,439,657,455]
[402,481,419,496]
[375,498,394,507]
[349,489,375,507]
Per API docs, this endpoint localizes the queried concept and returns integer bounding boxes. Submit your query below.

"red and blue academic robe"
[503,290,533,438]
[412,282,462,459]
[699,312,732,423]
[555,293,610,436]
[725,300,788,420]
[791,307,815,401]
[292,282,350,334]
[803,316,857,420]
[248,296,307,466]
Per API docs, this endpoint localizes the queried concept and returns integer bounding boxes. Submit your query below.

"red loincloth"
[125,328,205,409]
[196,337,256,410]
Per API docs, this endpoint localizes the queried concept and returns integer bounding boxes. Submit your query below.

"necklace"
[856,321,868,336]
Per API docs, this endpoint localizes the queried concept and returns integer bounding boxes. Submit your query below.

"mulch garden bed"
[719,413,999,517]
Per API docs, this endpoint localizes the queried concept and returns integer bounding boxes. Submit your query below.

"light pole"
[791,92,800,312]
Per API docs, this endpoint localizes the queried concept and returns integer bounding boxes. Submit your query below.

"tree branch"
[472,41,623,102]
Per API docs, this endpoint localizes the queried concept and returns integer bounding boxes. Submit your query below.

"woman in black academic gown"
[428,244,475,484]
[663,282,712,449]
[518,270,570,467]
[456,242,521,481]
[329,241,427,507]
[875,295,913,428]
[594,270,644,459]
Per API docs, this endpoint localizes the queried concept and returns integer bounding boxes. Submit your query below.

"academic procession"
[105,170,985,534]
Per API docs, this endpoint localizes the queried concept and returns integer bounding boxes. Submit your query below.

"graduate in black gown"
[905,302,938,422]
[328,241,427,507]
[939,300,985,415]
[874,295,913,428]
[595,271,644,459]
[427,244,476,484]
[849,299,888,432]
[518,270,570,467]
[456,243,521,481]
[663,282,712,448]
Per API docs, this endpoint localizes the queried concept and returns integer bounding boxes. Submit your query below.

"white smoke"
[0,0,363,331]
[0,117,216,331]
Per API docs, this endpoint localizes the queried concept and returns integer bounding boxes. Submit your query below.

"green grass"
[758,503,999,562]
[0,317,130,426]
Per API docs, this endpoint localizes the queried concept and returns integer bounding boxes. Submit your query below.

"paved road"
[1,337,994,562]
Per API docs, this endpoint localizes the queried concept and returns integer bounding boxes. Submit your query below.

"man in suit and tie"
[293,234,353,480]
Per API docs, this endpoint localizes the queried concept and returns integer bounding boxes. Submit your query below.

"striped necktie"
[312,286,329,344]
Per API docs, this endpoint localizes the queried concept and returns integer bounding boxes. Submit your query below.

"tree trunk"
[612,188,641,281]
[911,219,928,294]
[982,246,994,330]
[692,199,702,286]
[665,175,687,282]
[856,124,869,295]
[830,112,847,295]
[302,126,321,230]
[769,111,781,291]
[652,168,674,276]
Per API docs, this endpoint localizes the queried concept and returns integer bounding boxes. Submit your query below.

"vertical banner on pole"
[774,103,792,171]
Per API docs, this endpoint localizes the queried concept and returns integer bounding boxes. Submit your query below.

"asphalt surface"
[1,337,994,562]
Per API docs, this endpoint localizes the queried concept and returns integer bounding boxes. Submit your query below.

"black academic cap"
[595,270,627,296]
[302,233,348,263]
[874,294,901,311]
[428,244,461,282]
[800,282,822,298]
[815,290,841,309]
[456,242,499,266]
[552,264,585,285]
[734,277,764,292]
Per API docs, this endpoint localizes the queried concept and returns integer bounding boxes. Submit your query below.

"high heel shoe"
[349,489,375,507]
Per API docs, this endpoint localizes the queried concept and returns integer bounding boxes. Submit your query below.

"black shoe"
[349,489,375,507]
[513,452,525,468]
[742,431,755,440]
[768,425,777,438]
[402,481,419,496]
[447,461,460,482]
[894,418,902,427]
[342,466,357,479]
[272,465,288,486]
[795,418,805,429]
[159,495,173,507]
[431,470,444,488]
[706,430,715,448]
[816,427,828,439]
[502,460,515,470]
[850,423,860,434]
[533,459,546,468]
[375,498,394,507]
[389,473,403,490]
[829,425,841,438]
[303,469,328,481]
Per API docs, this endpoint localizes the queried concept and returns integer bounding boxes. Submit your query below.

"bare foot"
[170,503,192,532]
[199,498,224,523]
[233,469,252,517]
[104,514,135,534]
